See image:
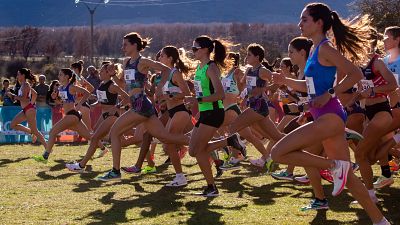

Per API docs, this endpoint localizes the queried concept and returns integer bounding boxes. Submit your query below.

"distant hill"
[0,0,355,27]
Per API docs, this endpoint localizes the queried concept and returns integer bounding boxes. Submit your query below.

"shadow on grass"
[77,185,186,225]
[0,157,30,167]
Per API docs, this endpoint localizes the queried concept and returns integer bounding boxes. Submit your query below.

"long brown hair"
[305,3,370,62]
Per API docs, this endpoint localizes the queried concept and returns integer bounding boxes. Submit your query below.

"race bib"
[59,91,68,101]
[246,76,257,87]
[162,81,170,94]
[222,78,231,89]
[394,74,400,86]
[96,90,107,102]
[359,79,374,91]
[298,97,308,105]
[124,69,136,81]
[305,77,316,95]
[194,80,203,96]
[240,88,248,99]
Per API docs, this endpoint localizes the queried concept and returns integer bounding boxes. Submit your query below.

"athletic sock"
[380,165,391,178]
[43,151,50,159]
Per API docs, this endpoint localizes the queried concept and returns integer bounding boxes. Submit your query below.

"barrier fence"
[0,106,101,144]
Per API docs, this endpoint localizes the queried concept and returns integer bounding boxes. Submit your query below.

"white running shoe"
[249,158,265,167]
[331,160,350,196]
[166,175,187,187]
[294,175,310,184]
[66,162,84,173]
[373,176,394,189]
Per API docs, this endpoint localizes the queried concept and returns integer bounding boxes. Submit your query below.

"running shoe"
[271,170,294,181]
[215,159,224,178]
[220,159,241,171]
[373,176,394,189]
[344,128,363,141]
[96,147,109,158]
[352,162,360,172]
[372,217,390,225]
[121,165,141,174]
[32,154,48,164]
[265,158,276,173]
[294,175,310,184]
[166,175,187,187]
[141,165,157,174]
[227,133,247,157]
[331,160,350,196]
[199,185,219,197]
[96,170,121,181]
[300,198,329,211]
[320,169,333,183]
[249,158,265,167]
[66,162,84,173]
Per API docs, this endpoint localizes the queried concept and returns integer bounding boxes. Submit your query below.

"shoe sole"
[166,182,188,187]
[373,179,394,189]
[66,168,84,173]
[121,168,141,174]
[96,177,121,181]
[300,206,329,211]
[271,174,294,181]
[219,166,240,171]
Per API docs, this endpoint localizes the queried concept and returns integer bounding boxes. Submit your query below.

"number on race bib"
[194,80,203,96]
[305,77,316,95]
[222,78,231,90]
[96,90,107,102]
[359,80,374,91]
[124,69,136,81]
[246,76,257,87]
[59,91,68,100]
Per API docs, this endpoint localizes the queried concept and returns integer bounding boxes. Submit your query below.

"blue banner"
[0,106,52,143]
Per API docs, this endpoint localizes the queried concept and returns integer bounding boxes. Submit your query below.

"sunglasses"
[191,46,203,52]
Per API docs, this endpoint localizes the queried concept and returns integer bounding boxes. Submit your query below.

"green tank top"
[194,62,223,111]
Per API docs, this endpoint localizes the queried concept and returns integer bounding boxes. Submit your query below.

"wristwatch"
[328,88,336,98]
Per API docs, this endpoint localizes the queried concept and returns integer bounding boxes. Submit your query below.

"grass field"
[0,144,399,225]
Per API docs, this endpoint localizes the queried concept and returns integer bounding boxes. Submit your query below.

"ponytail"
[212,39,227,68]
[306,3,370,62]
[61,68,76,85]
[162,45,191,74]
[194,35,231,69]
[18,68,35,81]
[124,32,151,51]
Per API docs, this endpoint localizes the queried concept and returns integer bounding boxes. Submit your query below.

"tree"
[2,28,20,59]
[351,0,400,31]
[19,26,40,61]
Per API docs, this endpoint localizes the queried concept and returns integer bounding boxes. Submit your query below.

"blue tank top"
[384,55,400,81]
[59,83,75,103]
[124,56,147,90]
[304,39,337,99]
[222,69,239,95]
[246,65,266,98]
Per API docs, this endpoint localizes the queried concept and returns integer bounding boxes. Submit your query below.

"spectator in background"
[12,79,21,106]
[0,79,15,106]
[86,65,101,104]
[34,75,49,107]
